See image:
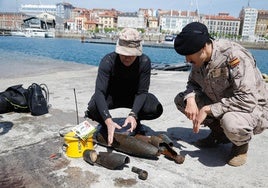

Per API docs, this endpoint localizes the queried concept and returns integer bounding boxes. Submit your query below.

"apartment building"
[56,2,74,20]
[117,12,146,29]
[147,16,158,29]
[239,7,258,41]
[0,12,28,30]
[98,11,118,30]
[139,8,157,17]
[159,10,198,34]
[256,10,268,37]
[204,13,240,38]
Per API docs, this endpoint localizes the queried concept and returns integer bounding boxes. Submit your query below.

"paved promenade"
[0,57,267,188]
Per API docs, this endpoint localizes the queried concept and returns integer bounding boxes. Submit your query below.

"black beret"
[174,22,211,55]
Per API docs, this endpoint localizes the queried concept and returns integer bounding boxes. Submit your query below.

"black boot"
[195,119,230,148]
[195,132,220,148]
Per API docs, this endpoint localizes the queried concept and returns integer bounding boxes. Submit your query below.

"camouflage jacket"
[184,39,268,118]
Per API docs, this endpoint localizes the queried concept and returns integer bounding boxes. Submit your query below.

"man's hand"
[122,116,137,133]
[185,97,199,120]
[193,105,211,133]
[105,118,122,146]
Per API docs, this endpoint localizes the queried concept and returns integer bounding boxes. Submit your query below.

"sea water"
[0,36,267,73]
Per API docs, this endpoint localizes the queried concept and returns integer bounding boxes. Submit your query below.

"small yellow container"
[64,131,94,158]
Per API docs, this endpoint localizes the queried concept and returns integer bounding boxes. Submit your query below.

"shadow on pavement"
[165,126,231,167]
[0,121,13,135]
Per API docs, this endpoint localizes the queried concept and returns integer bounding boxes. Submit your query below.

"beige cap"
[115,28,142,56]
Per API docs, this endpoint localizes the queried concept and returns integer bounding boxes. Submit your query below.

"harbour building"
[19,4,56,16]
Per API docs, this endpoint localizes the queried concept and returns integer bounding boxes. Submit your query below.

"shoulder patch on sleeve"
[228,57,240,68]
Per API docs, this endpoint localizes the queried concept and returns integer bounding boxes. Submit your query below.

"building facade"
[98,12,118,30]
[117,12,146,29]
[0,13,28,30]
[239,7,258,41]
[255,10,268,38]
[159,11,198,34]
[19,4,56,16]
[204,13,240,38]
[56,3,74,20]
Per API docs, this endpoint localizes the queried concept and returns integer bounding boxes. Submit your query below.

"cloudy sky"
[0,0,267,17]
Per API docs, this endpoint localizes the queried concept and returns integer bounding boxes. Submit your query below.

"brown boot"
[228,143,248,167]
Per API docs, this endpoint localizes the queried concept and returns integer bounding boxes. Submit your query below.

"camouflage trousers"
[174,92,268,146]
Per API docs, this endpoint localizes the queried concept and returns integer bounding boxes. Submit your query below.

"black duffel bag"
[0,92,14,114]
[0,84,29,114]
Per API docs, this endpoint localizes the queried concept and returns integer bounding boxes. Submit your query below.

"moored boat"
[151,63,191,71]
[24,28,46,38]
[45,29,55,38]
[10,30,26,37]
[10,28,55,38]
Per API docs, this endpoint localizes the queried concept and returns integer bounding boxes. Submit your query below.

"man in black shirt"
[85,28,163,146]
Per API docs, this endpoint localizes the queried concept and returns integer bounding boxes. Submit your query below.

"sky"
[0,0,268,17]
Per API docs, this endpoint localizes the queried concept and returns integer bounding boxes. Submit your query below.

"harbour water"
[0,36,268,73]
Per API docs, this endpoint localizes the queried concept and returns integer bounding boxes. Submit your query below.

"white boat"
[24,28,47,38]
[11,28,55,38]
[45,29,55,38]
[10,30,26,37]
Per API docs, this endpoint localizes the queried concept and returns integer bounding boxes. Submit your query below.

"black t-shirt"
[108,55,139,105]
[94,52,151,120]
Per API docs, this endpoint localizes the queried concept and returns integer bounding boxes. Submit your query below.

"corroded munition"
[132,166,148,180]
[134,134,185,164]
[83,149,130,170]
[96,131,185,164]
[96,132,160,159]
[96,151,130,170]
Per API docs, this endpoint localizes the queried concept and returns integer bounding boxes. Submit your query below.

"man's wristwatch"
[128,111,137,120]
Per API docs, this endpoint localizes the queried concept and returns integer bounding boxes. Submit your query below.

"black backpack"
[27,83,49,116]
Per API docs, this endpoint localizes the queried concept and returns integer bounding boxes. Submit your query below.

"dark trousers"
[85,93,163,126]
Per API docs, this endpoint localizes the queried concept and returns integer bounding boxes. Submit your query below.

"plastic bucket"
[64,131,94,158]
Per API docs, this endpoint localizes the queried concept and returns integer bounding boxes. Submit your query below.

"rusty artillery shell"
[96,152,130,170]
[96,132,160,159]
[83,149,130,170]
[83,149,98,165]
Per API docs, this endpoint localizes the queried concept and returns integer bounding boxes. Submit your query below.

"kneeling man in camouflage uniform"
[173,22,268,166]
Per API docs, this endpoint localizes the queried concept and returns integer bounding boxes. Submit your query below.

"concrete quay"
[0,56,267,188]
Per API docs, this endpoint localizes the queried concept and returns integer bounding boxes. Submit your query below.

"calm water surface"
[0,36,267,73]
